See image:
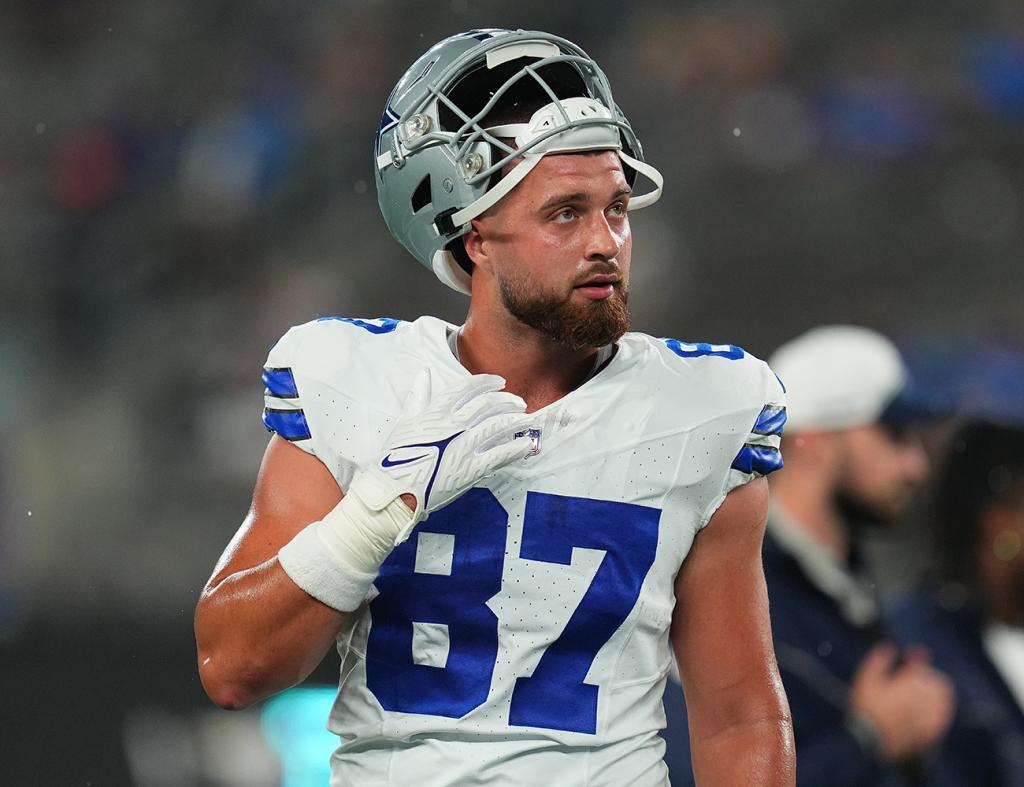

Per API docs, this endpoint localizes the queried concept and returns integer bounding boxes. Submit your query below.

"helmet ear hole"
[411,175,432,213]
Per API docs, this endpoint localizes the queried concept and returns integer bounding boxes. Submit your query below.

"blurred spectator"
[662,325,954,785]
[891,420,1024,786]
[763,325,955,786]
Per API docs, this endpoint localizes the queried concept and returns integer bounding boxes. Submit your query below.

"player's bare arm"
[672,477,796,786]
[195,435,348,709]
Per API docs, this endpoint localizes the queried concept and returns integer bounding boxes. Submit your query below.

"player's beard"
[498,270,630,350]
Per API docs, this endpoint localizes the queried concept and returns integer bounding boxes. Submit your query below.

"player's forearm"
[690,714,796,786]
[195,558,347,710]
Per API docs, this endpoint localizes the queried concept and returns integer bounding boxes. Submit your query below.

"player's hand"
[281,369,534,599]
[356,368,533,540]
[849,643,956,762]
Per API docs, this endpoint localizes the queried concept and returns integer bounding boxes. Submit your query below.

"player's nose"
[585,212,623,261]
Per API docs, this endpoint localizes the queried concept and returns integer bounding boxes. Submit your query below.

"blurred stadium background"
[1,1,1022,784]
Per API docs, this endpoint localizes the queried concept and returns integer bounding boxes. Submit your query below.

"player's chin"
[560,293,629,348]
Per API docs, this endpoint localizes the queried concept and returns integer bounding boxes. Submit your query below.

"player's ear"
[463,220,491,272]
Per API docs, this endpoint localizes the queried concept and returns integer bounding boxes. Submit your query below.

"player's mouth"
[573,274,620,300]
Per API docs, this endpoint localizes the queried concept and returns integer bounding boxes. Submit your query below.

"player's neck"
[457,314,602,413]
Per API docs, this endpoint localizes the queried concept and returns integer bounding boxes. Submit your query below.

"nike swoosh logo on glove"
[379,431,465,508]
[381,452,429,467]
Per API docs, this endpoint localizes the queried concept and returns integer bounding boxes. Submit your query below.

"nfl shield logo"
[514,427,542,456]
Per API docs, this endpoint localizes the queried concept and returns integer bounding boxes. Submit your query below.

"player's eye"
[552,208,578,222]
[607,201,627,218]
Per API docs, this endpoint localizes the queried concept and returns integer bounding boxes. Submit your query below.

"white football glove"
[355,368,533,532]
[278,369,534,610]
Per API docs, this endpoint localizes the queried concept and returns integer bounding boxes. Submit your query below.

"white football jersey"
[262,315,785,787]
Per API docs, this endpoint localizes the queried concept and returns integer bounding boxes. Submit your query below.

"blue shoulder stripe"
[732,444,784,475]
[752,404,787,436]
[263,367,299,398]
[317,316,402,335]
[263,408,312,441]
[663,338,745,360]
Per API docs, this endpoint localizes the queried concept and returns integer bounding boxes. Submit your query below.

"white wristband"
[277,474,416,612]
[315,476,416,574]
[277,523,378,612]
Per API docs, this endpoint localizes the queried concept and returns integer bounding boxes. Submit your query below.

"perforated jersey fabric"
[262,315,785,786]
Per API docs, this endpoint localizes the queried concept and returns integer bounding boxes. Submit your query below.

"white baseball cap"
[769,325,943,433]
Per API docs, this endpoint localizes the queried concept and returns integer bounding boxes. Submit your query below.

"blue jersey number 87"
[365,489,662,735]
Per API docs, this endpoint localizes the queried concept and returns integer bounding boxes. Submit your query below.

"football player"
[195,29,794,786]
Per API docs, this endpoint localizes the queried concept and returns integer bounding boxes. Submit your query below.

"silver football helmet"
[374,28,663,294]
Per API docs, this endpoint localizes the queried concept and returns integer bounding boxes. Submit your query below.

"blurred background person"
[763,325,954,786]
[891,420,1024,786]
[761,323,950,777]
[661,325,954,785]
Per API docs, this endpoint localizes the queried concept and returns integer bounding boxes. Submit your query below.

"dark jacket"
[890,591,1024,787]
